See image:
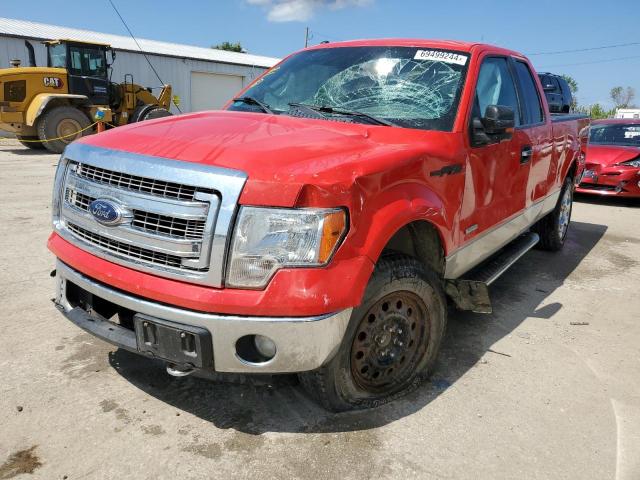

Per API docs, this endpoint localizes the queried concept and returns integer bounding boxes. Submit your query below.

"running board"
[445,232,540,314]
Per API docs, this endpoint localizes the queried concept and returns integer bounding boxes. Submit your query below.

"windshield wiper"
[288,103,397,127]
[287,102,328,119]
[233,96,274,114]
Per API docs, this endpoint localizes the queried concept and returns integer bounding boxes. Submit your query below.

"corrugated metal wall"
[0,35,268,113]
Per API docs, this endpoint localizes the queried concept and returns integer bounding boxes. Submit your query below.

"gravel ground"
[1,139,639,480]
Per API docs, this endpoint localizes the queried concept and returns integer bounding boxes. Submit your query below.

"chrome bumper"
[54,261,352,373]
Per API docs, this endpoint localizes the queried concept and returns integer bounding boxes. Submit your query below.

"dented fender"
[347,182,450,264]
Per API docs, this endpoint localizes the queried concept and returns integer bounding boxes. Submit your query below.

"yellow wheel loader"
[0,39,172,153]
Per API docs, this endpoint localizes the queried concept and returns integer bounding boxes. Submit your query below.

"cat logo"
[43,77,64,89]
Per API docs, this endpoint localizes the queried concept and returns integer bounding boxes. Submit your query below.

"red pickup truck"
[49,39,588,411]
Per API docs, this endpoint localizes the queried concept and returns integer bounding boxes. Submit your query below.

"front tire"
[37,106,92,154]
[299,254,447,412]
[532,175,573,251]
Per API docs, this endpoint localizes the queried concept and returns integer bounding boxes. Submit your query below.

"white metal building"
[615,108,640,120]
[0,17,280,113]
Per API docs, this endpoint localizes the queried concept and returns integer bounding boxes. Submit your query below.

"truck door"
[460,56,529,243]
[66,43,110,105]
[511,58,553,206]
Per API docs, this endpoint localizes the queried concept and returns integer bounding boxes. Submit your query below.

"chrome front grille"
[75,162,214,201]
[52,143,247,287]
[67,223,185,268]
[131,210,206,240]
[66,189,207,240]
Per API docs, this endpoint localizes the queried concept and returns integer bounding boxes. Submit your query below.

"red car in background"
[577,119,640,197]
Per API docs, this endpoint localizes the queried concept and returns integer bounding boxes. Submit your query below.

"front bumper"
[54,260,352,374]
[576,167,640,197]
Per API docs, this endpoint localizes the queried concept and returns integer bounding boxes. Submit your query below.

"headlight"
[227,207,347,288]
[620,156,640,168]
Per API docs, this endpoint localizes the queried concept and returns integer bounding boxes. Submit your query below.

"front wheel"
[532,175,573,251]
[37,106,92,154]
[299,254,447,411]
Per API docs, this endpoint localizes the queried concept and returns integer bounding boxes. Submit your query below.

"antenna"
[107,0,182,113]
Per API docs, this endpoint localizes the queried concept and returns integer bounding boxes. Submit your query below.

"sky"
[2,0,639,109]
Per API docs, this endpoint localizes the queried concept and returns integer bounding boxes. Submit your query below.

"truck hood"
[586,144,640,167]
[82,110,449,206]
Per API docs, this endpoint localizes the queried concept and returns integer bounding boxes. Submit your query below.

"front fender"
[349,182,450,264]
[26,93,88,126]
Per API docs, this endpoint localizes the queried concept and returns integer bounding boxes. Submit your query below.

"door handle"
[520,145,533,164]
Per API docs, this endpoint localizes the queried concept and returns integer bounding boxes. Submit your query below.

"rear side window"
[514,61,544,125]
[539,74,557,91]
[474,57,521,126]
[558,78,572,99]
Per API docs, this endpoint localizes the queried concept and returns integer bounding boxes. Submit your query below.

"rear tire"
[16,135,46,150]
[37,106,92,154]
[299,254,447,412]
[142,107,172,121]
[532,175,573,251]
[130,105,172,123]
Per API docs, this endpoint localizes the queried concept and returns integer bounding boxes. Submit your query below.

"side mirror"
[107,49,116,67]
[471,105,515,146]
[482,105,515,134]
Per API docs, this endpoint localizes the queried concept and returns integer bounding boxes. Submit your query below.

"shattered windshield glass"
[228,46,469,131]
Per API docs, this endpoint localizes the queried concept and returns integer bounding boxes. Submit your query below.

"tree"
[561,74,578,95]
[560,74,578,110]
[577,103,615,120]
[211,41,245,53]
[610,86,636,109]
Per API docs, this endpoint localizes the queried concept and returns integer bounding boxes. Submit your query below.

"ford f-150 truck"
[49,40,589,411]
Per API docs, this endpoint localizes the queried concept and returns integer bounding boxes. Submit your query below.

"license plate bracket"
[133,314,213,369]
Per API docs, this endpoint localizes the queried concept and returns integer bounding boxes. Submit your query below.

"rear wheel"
[299,254,447,411]
[16,135,46,150]
[532,175,573,251]
[37,106,92,153]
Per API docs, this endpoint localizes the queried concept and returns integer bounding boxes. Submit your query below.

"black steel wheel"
[299,254,446,412]
[350,291,428,392]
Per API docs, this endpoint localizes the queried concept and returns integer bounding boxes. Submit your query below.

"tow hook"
[166,363,195,377]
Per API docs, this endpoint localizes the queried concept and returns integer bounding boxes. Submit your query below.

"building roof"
[0,17,279,68]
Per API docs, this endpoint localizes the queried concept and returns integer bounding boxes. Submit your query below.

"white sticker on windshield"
[414,50,468,65]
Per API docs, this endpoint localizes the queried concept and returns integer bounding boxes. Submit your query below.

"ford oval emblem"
[89,199,123,226]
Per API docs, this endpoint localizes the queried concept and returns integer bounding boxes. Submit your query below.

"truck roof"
[305,38,524,58]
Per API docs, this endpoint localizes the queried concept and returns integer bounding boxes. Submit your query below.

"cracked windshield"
[228,46,468,131]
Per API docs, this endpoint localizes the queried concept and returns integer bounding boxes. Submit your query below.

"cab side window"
[473,57,521,126]
[513,61,544,125]
[68,46,107,78]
